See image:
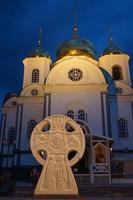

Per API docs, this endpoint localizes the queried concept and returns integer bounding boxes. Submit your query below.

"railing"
[112,177,133,184]
[74,174,90,185]
[92,163,110,173]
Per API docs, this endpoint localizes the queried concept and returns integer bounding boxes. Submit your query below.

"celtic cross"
[30,115,85,196]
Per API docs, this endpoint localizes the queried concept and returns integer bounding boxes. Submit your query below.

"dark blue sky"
[0,0,133,106]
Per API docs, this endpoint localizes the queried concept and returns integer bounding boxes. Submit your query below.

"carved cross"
[30,115,85,196]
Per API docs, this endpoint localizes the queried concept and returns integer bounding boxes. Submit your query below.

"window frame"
[8,127,16,145]
[66,110,74,119]
[32,69,39,83]
[112,65,123,81]
[27,119,37,139]
[78,109,86,121]
[118,118,128,138]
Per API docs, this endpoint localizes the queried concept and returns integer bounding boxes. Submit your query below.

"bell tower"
[99,35,131,85]
[22,29,51,88]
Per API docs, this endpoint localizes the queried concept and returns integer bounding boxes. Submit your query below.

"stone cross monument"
[30,115,85,196]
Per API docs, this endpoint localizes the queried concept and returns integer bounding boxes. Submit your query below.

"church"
[0,26,133,184]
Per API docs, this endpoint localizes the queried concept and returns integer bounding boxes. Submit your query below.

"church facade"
[0,28,133,184]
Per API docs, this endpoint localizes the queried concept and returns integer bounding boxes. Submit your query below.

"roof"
[102,37,123,56]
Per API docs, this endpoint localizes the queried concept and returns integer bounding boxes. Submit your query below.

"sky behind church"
[0,0,133,106]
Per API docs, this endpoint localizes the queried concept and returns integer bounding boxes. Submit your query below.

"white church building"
[0,27,133,184]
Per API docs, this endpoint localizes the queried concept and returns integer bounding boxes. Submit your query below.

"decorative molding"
[101,92,112,137]
[15,104,23,166]
[0,113,7,166]
[106,94,112,137]
[101,93,106,136]
[43,93,51,118]
[131,102,133,119]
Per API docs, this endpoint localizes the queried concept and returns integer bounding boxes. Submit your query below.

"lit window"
[118,119,128,138]
[78,110,85,121]
[8,127,16,145]
[32,69,39,83]
[112,65,123,81]
[27,119,37,138]
[66,110,74,119]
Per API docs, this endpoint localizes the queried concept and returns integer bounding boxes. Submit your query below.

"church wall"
[46,85,107,137]
[19,98,44,150]
[99,54,131,85]
[0,113,6,153]
[23,57,51,88]
[124,161,133,177]
[2,109,16,153]
[20,154,38,166]
[109,97,133,150]
[46,56,106,86]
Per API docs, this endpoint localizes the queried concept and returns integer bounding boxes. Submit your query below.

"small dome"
[27,46,50,58]
[103,46,123,56]
[27,29,50,58]
[56,37,96,60]
[102,37,123,56]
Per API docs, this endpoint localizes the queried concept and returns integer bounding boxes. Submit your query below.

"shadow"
[0,169,15,196]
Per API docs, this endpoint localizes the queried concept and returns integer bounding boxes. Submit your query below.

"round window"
[31,89,38,96]
[116,87,123,94]
[12,101,17,106]
[68,68,83,81]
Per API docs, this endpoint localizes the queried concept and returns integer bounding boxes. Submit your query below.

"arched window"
[66,110,74,119]
[32,69,39,83]
[78,110,85,121]
[118,118,128,138]
[27,119,37,138]
[112,65,123,81]
[8,127,16,145]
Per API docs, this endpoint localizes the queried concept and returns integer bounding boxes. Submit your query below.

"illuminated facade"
[0,29,133,184]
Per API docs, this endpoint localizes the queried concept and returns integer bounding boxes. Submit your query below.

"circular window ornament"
[12,101,17,106]
[31,89,38,96]
[68,68,83,81]
[116,87,123,94]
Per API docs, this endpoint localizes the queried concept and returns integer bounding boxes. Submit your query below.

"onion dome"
[27,29,50,58]
[102,36,123,56]
[56,26,96,60]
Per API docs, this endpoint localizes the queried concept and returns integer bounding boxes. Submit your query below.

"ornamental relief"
[30,115,85,195]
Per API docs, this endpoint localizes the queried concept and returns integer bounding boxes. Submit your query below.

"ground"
[1,197,133,200]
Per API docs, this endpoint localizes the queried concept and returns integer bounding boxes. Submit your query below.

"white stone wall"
[23,57,51,88]
[99,54,131,85]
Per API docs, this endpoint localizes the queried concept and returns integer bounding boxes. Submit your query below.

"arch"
[32,69,39,83]
[93,143,107,163]
[46,57,106,85]
[112,65,123,81]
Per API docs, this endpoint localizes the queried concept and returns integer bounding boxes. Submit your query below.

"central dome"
[56,37,96,60]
